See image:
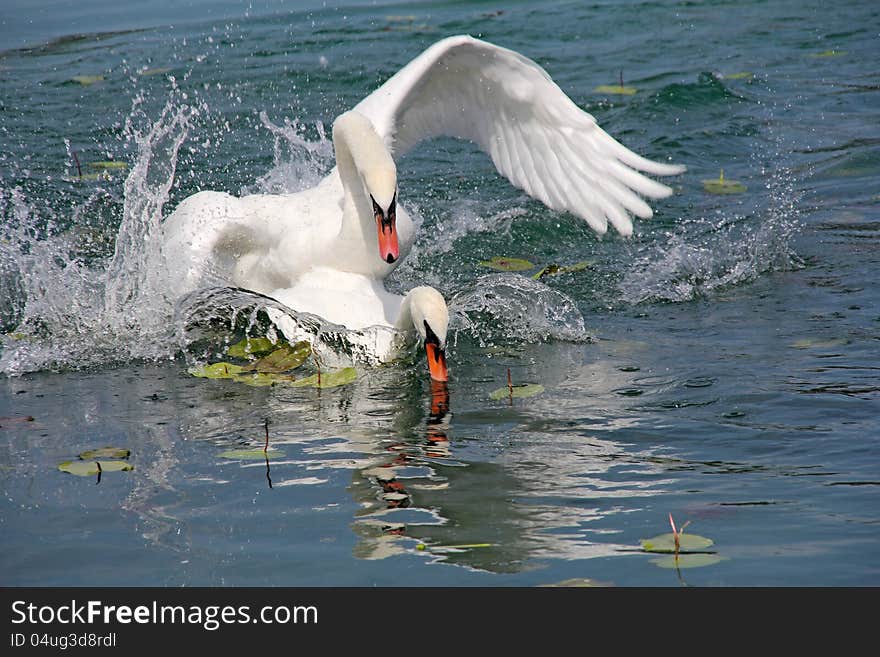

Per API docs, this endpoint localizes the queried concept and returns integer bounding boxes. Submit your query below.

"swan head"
[332,111,400,264]
[406,286,449,382]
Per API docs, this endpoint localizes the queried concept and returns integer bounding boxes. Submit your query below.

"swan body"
[162,35,685,376]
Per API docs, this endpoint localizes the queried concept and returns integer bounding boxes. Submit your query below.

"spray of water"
[0,87,198,375]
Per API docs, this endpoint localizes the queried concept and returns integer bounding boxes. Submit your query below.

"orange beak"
[375,214,399,264]
[425,342,448,382]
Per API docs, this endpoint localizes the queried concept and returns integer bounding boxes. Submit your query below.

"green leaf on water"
[479,256,534,272]
[702,170,746,194]
[489,383,545,400]
[723,72,753,80]
[58,460,133,476]
[242,341,311,373]
[226,336,280,359]
[88,161,128,170]
[79,447,130,460]
[71,75,104,86]
[532,261,593,280]
[291,367,358,388]
[811,49,846,58]
[189,362,246,379]
[640,532,714,553]
[594,84,638,95]
[218,449,284,460]
[650,553,728,569]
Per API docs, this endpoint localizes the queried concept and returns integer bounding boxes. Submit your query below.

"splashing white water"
[0,90,198,375]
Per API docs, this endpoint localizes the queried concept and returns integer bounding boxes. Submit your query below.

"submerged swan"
[162,35,684,377]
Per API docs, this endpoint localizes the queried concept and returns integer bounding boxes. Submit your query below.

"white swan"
[162,34,685,378]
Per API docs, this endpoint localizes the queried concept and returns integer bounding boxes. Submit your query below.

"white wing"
[354,35,684,236]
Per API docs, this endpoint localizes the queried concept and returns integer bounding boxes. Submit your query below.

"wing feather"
[353,35,683,237]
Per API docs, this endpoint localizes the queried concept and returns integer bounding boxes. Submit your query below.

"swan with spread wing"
[162,35,685,380]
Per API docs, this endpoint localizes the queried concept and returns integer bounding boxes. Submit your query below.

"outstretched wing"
[354,35,684,236]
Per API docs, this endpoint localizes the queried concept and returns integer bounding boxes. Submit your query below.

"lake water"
[1,0,878,586]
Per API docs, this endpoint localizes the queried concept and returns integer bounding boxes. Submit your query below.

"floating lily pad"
[702,170,746,194]
[291,367,358,388]
[640,532,714,553]
[218,448,284,460]
[479,256,534,271]
[532,261,593,280]
[723,72,753,80]
[88,161,128,170]
[594,84,637,95]
[226,336,280,359]
[79,447,130,460]
[489,383,545,400]
[189,362,246,379]
[650,553,728,569]
[790,337,849,350]
[243,341,311,373]
[71,75,104,86]
[58,460,133,476]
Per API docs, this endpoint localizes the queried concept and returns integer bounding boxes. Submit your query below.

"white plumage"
[161,35,684,373]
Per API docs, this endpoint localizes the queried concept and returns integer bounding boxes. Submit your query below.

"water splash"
[245,112,333,195]
[449,273,591,347]
[0,89,198,375]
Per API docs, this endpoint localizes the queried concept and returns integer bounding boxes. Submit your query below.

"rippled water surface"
[1,0,878,586]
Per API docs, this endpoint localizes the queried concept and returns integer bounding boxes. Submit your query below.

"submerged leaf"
[489,383,545,400]
[79,447,130,460]
[650,553,728,569]
[640,532,714,553]
[292,367,358,388]
[58,460,133,476]
[479,256,534,272]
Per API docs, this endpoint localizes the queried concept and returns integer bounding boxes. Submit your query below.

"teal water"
[1,0,879,586]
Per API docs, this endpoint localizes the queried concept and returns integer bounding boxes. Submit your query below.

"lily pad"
[702,170,746,194]
[71,75,104,86]
[58,460,133,476]
[226,336,280,359]
[723,72,753,80]
[479,256,534,272]
[790,337,849,350]
[291,367,358,388]
[650,553,728,569]
[532,261,593,280]
[218,449,283,460]
[88,161,128,170]
[594,84,637,95]
[189,362,246,379]
[243,341,311,373]
[640,532,714,553]
[79,447,130,460]
[489,383,545,400]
